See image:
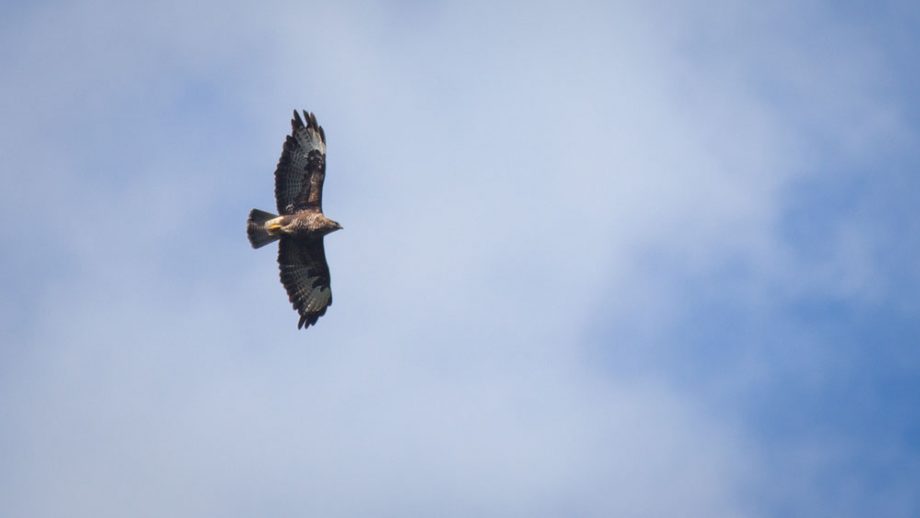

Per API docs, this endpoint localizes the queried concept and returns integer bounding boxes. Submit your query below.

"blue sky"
[1,1,919,516]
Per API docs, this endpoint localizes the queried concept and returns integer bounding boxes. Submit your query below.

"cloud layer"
[1,1,918,516]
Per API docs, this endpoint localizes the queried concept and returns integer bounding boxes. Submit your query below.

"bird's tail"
[247,209,280,249]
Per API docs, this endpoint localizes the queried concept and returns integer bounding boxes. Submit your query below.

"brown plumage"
[247,110,342,330]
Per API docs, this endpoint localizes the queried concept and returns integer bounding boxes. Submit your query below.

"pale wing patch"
[280,265,330,309]
[294,124,326,155]
[307,287,331,312]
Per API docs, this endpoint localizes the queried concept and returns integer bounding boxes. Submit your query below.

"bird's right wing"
[274,110,327,215]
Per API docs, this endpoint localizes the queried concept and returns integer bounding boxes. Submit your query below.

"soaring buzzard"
[247,110,342,329]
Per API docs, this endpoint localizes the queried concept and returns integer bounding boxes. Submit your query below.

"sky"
[1,1,919,516]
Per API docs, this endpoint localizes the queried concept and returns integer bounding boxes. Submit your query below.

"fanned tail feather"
[247,209,280,249]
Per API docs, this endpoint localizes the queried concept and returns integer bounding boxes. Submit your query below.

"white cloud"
[1,1,916,516]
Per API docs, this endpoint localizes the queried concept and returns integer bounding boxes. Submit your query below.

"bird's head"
[322,217,343,235]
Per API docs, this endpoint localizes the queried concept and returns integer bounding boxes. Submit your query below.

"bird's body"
[247,110,341,330]
[263,211,341,238]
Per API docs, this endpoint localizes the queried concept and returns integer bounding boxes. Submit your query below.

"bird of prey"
[247,110,342,329]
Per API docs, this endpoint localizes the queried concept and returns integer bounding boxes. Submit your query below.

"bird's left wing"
[274,110,327,215]
[278,237,333,329]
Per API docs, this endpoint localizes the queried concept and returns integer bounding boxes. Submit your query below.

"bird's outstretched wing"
[274,110,327,215]
[278,237,333,329]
